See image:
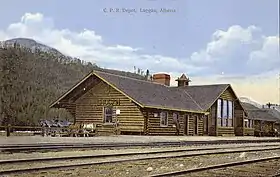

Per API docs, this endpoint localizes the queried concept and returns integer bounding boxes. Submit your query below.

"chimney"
[152,73,171,86]
[176,74,191,87]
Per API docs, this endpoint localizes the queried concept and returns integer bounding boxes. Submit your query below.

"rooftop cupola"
[176,74,191,87]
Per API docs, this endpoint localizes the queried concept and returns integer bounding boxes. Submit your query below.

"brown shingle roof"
[174,84,229,110]
[242,102,280,122]
[241,102,260,110]
[50,70,237,114]
[266,108,280,121]
[247,109,279,122]
[94,70,203,112]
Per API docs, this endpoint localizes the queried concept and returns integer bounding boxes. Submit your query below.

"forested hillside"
[0,41,147,126]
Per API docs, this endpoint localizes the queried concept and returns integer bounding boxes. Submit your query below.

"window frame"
[222,100,228,126]
[217,99,234,127]
[173,113,179,123]
[160,111,168,127]
[217,99,222,126]
[103,106,113,124]
[244,119,248,128]
[228,100,233,127]
[248,119,253,128]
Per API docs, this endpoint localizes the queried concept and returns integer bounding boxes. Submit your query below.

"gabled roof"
[266,108,280,119]
[50,70,205,113]
[176,84,230,110]
[241,102,280,122]
[241,102,260,110]
[50,70,243,114]
[247,109,279,122]
[93,71,203,113]
[265,108,280,123]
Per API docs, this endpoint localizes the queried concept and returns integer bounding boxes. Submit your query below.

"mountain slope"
[239,96,262,109]
[3,38,63,55]
[0,40,147,126]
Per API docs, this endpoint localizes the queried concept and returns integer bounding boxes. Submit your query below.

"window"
[160,112,168,127]
[217,99,234,127]
[228,101,233,127]
[222,100,228,126]
[244,119,248,128]
[247,119,253,128]
[104,106,113,123]
[217,99,222,126]
[173,113,179,124]
[228,101,233,118]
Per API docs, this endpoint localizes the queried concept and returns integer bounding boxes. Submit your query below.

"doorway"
[204,115,208,135]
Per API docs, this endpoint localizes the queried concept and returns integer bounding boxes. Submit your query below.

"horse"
[68,123,82,137]
[81,123,96,137]
[39,120,52,137]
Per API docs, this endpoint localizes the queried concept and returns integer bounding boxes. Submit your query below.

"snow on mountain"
[2,38,63,55]
[239,96,263,109]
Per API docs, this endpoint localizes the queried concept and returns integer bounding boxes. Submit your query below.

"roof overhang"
[49,71,95,108]
[205,84,247,114]
[144,105,207,114]
[49,70,145,109]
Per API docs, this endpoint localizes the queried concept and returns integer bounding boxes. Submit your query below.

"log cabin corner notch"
[50,70,246,136]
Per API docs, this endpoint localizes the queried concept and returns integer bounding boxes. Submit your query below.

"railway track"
[1,139,280,152]
[0,145,280,176]
[150,156,280,177]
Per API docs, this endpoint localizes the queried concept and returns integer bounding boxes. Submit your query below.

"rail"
[150,156,280,177]
[0,145,280,176]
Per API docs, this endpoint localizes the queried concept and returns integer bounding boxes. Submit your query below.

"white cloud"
[0,12,200,75]
[0,13,278,76]
[189,25,279,76]
[0,13,279,103]
[249,36,280,71]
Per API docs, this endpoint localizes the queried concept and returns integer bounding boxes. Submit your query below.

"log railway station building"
[50,70,280,136]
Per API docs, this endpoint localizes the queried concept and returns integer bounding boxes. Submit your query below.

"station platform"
[0,135,280,145]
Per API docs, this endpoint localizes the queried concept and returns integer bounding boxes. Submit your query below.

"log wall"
[75,80,145,135]
[207,87,246,136]
[208,104,217,136]
[234,110,244,136]
[145,109,204,136]
[244,128,254,136]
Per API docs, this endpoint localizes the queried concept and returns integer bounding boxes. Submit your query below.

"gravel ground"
[1,135,280,145]
[3,149,280,177]
[1,142,279,161]
[182,159,280,177]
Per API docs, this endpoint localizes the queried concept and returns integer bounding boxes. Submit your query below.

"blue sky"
[1,0,278,58]
[0,0,279,103]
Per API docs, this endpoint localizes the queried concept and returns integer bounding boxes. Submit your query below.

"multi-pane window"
[217,99,234,127]
[160,112,168,127]
[228,101,233,126]
[217,99,222,126]
[104,106,113,123]
[244,119,254,128]
[222,100,228,126]
[250,119,253,128]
